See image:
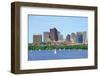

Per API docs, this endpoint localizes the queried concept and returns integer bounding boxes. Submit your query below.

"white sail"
[54,49,57,54]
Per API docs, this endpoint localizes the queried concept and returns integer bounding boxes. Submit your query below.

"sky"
[28,15,88,43]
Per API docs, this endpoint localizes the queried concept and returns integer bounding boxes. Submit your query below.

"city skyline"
[28,15,88,43]
[32,27,87,45]
[32,28,87,41]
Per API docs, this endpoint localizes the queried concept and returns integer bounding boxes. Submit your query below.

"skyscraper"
[59,34,63,41]
[58,31,63,41]
[43,32,50,43]
[83,31,88,44]
[33,35,42,45]
[76,32,83,43]
[50,28,58,41]
[66,34,71,42]
[70,33,76,43]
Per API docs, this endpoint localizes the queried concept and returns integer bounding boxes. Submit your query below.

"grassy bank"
[28,44,88,51]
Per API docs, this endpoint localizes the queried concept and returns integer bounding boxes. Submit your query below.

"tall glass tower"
[50,28,58,41]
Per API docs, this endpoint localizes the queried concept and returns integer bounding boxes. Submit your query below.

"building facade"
[76,32,83,43]
[66,34,71,42]
[58,32,63,41]
[70,33,76,43]
[83,31,88,44]
[43,32,50,43]
[33,35,42,45]
[50,28,58,41]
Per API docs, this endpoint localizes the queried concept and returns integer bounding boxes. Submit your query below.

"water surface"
[28,49,88,61]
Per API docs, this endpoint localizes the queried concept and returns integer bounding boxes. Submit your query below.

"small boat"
[39,49,41,51]
[30,50,32,52]
[54,49,57,54]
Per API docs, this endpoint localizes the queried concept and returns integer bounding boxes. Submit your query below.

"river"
[28,49,88,61]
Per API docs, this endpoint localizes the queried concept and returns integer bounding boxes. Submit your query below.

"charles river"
[28,49,88,61]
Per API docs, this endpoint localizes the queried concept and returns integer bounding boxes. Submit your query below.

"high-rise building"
[33,35,42,45]
[59,34,64,41]
[70,33,76,43]
[50,28,58,41]
[58,31,60,40]
[43,32,50,43]
[76,32,83,43]
[66,34,71,42]
[58,31,63,41]
[83,31,88,44]
[59,34,63,41]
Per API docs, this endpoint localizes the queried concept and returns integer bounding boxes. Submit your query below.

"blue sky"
[28,15,88,43]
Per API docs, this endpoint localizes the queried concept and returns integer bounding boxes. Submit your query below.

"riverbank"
[28,44,88,51]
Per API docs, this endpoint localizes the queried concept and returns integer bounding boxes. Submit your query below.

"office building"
[76,32,83,43]
[83,31,88,44]
[70,33,76,43]
[43,32,50,43]
[58,32,63,41]
[33,35,42,45]
[66,34,71,42]
[50,28,58,41]
[59,34,63,41]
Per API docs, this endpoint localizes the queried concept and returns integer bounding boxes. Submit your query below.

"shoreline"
[28,44,88,51]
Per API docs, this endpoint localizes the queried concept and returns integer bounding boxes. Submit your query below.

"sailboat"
[39,49,41,51]
[54,49,57,54]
